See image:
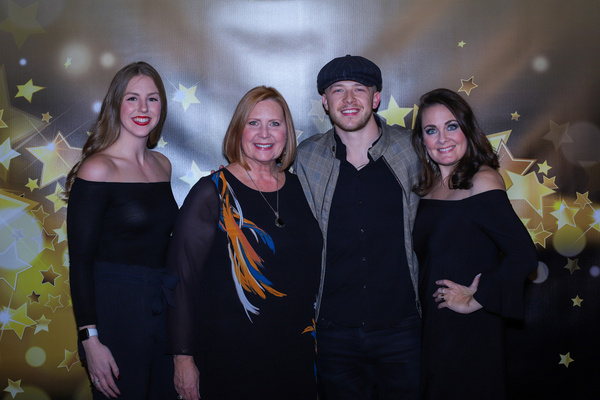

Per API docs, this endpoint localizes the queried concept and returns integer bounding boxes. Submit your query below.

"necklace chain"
[245,169,285,228]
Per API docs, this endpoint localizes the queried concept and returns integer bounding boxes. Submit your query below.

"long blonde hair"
[64,61,167,197]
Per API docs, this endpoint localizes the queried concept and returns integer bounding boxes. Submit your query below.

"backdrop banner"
[0,1,598,399]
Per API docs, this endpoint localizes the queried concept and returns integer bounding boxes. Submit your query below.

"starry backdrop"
[0,0,599,399]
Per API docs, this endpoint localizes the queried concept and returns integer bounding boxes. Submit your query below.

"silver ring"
[94,379,100,384]
[177,395,184,400]
[441,288,444,294]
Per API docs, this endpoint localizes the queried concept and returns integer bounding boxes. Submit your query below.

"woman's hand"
[81,337,120,398]
[174,355,200,400]
[434,273,483,314]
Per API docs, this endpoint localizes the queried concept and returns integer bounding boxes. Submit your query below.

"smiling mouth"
[341,109,359,115]
[255,143,273,149]
[437,145,455,153]
[132,117,151,126]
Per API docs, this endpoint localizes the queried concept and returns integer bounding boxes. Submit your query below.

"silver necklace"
[245,169,285,228]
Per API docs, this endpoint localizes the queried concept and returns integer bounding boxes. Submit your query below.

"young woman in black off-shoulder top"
[65,62,177,399]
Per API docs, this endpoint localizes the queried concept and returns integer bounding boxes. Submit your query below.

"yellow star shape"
[486,131,512,153]
[497,141,536,189]
[46,181,67,212]
[41,111,52,122]
[0,109,7,128]
[64,58,72,68]
[511,111,520,121]
[3,378,24,398]
[41,265,60,285]
[0,66,48,144]
[559,352,574,368]
[543,120,572,151]
[0,1,45,48]
[44,294,64,313]
[506,171,554,216]
[0,242,33,290]
[542,176,558,190]
[537,161,551,176]
[179,160,207,188]
[458,40,466,47]
[0,138,20,172]
[157,136,167,148]
[378,95,413,127]
[550,200,579,229]
[25,177,39,191]
[458,76,478,96]
[564,258,580,274]
[574,191,592,210]
[308,98,327,122]
[53,221,68,243]
[571,295,583,307]
[31,204,48,224]
[15,79,45,103]
[27,290,40,303]
[0,302,36,339]
[27,132,81,188]
[34,314,51,334]
[58,348,80,371]
[529,223,552,248]
[173,83,200,111]
[32,227,57,252]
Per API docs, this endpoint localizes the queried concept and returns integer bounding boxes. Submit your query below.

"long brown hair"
[222,86,297,170]
[412,88,499,196]
[64,61,167,197]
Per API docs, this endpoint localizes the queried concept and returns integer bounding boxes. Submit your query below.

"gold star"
[496,141,536,189]
[458,40,466,47]
[53,221,68,243]
[0,303,36,339]
[27,290,40,303]
[506,171,555,216]
[41,111,52,122]
[0,66,48,143]
[378,95,413,127]
[542,176,558,190]
[543,120,572,151]
[46,181,67,212]
[64,58,72,68]
[550,200,579,229]
[157,136,167,148]
[0,109,6,128]
[0,1,45,48]
[32,227,57,252]
[486,131,512,153]
[559,352,574,368]
[30,204,49,224]
[0,138,20,178]
[537,161,551,175]
[27,132,81,188]
[58,348,80,371]
[15,79,45,103]
[571,295,583,307]
[564,258,580,274]
[511,111,520,121]
[3,378,24,398]
[179,160,207,188]
[34,314,51,334]
[25,177,39,191]
[44,294,64,313]
[0,242,32,290]
[41,265,60,285]
[172,83,200,111]
[458,76,478,96]
[574,192,592,210]
[529,223,552,248]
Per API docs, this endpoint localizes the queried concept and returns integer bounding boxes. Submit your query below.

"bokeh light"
[25,346,46,367]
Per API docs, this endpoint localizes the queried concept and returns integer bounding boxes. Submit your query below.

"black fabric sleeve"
[166,176,220,355]
[67,178,110,327]
[472,190,538,319]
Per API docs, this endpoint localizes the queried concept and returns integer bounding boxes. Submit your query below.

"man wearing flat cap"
[295,55,421,399]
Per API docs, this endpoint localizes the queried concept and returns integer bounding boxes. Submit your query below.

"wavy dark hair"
[222,86,297,171]
[411,88,499,196]
[64,61,167,197]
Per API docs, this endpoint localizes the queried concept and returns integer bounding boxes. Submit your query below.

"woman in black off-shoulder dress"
[411,89,537,400]
[66,62,177,399]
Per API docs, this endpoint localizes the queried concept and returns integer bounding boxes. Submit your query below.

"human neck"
[336,117,380,169]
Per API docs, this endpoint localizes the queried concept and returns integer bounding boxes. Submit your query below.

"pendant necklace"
[246,169,285,228]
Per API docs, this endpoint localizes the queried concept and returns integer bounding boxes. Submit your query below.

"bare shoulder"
[77,153,117,181]
[470,166,506,195]
[151,151,172,175]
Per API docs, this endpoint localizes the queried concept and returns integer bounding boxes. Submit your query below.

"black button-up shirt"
[320,132,416,330]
